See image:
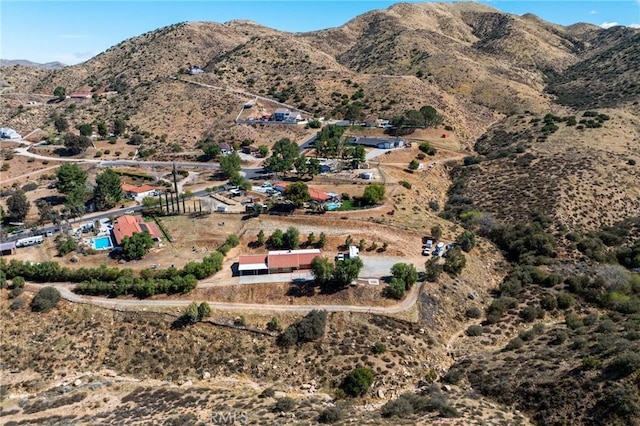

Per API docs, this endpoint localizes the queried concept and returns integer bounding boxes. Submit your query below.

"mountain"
[0,59,66,69]
[2,2,638,151]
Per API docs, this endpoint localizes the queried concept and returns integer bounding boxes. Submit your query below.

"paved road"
[29,281,421,314]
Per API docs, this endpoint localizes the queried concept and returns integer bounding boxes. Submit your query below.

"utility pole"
[172,162,180,213]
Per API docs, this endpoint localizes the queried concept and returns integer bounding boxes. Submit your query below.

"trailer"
[15,235,44,248]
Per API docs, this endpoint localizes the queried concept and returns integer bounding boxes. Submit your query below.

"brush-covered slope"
[445,109,640,234]
[0,2,638,150]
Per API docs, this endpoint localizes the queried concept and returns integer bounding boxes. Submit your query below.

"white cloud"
[600,22,620,29]
[589,10,598,15]
[629,23,640,28]
[58,34,87,39]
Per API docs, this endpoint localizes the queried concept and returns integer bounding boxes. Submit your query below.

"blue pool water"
[92,236,113,250]
[325,203,341,211]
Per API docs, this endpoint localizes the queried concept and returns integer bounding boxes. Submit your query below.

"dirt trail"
[26,281,422,315]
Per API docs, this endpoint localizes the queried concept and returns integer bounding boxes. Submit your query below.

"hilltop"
[1,2,638,150]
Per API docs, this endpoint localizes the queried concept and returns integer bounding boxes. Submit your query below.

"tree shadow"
[286,281,317,297]
[171,315,192,330]
[36,195,66,206]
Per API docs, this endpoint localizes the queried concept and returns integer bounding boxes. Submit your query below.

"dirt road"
[28,281,421,315]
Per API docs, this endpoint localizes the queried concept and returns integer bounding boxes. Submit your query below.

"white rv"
[16,235,44,248]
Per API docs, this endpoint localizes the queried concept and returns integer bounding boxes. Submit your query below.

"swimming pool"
[92,235,113,250]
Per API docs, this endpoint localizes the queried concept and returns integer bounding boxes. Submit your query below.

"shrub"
[266,317,282,332]
[628,159,636,166]
[419,142,436,156]
[340,367,374,397]
[466,325,483,336]
[373,343,387,354]
[505,337,524,350]
[556,293,574,309]
[399,180,412,189]
[465,306,482,319]
[31,286,61,312]
[442,368,462,384]
[604,352,640,379]
[277,310,327,347]
[10,276,25,289]
[9,287,24,299]
[549,330,568,345]
[259,388,275,398]
[540,293,558,311]
[10,297,27,310]
[272,397,296,412]
[318,407,343,424]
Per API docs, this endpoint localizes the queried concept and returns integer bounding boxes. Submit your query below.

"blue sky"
[1,1,639,65]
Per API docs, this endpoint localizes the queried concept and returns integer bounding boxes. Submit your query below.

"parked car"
[335,253,345,261]
[422,247,431,256]
[124,210,134,215]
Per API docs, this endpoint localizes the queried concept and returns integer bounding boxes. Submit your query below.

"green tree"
[443,247,466,276]
[294,155,308,177]
[424,257,443,282]
[96,121,108,138]
[408,160,419,170]
[307,232,316,245]
[6,190,30,221]
[344,103,363,124]
[284,182,310,207]
[203,143,221,160]
[54,115,69,133]
[419,142,437,156]
[431,225,442,241]
[391,263,418,289]
[311,256,335,286]
[36,200,59,225]
[63,132,91,155]
[283,227,300,250]
[76,123,93,137]
[257,230,265,246]
[219,152,241,178]
[340,367,374,398]
[57,236,77,255]
[362,183,385,205]
[198,301,211,320]
[318,232,327,248]
[185,301,199,324]
[94,168,123,210]
[265,138,299,176]
[456,230,477,252]
[53,86,66,100]
[268,229,284,249]
[258,145,269,158]
[113,118,126,136]
[420,105,444,128]
[121,231,154,260]
[31,286,61,312]
[387,277,406,299]
[333,257,363,287]
[307,157,321,178]
[56,163,88,195]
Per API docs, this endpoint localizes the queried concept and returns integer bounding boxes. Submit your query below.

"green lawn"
[335,199,361,211]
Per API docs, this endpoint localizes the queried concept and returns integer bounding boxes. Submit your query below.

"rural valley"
[1,2,640,425]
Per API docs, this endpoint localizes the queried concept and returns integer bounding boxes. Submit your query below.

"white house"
[121,183,158,201]
[0,127,21,140]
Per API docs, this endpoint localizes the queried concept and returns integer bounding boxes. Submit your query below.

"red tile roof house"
[121,183,157,201]
[238,249,321,275]
[273,182,333,203]
[112,215,163,246]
